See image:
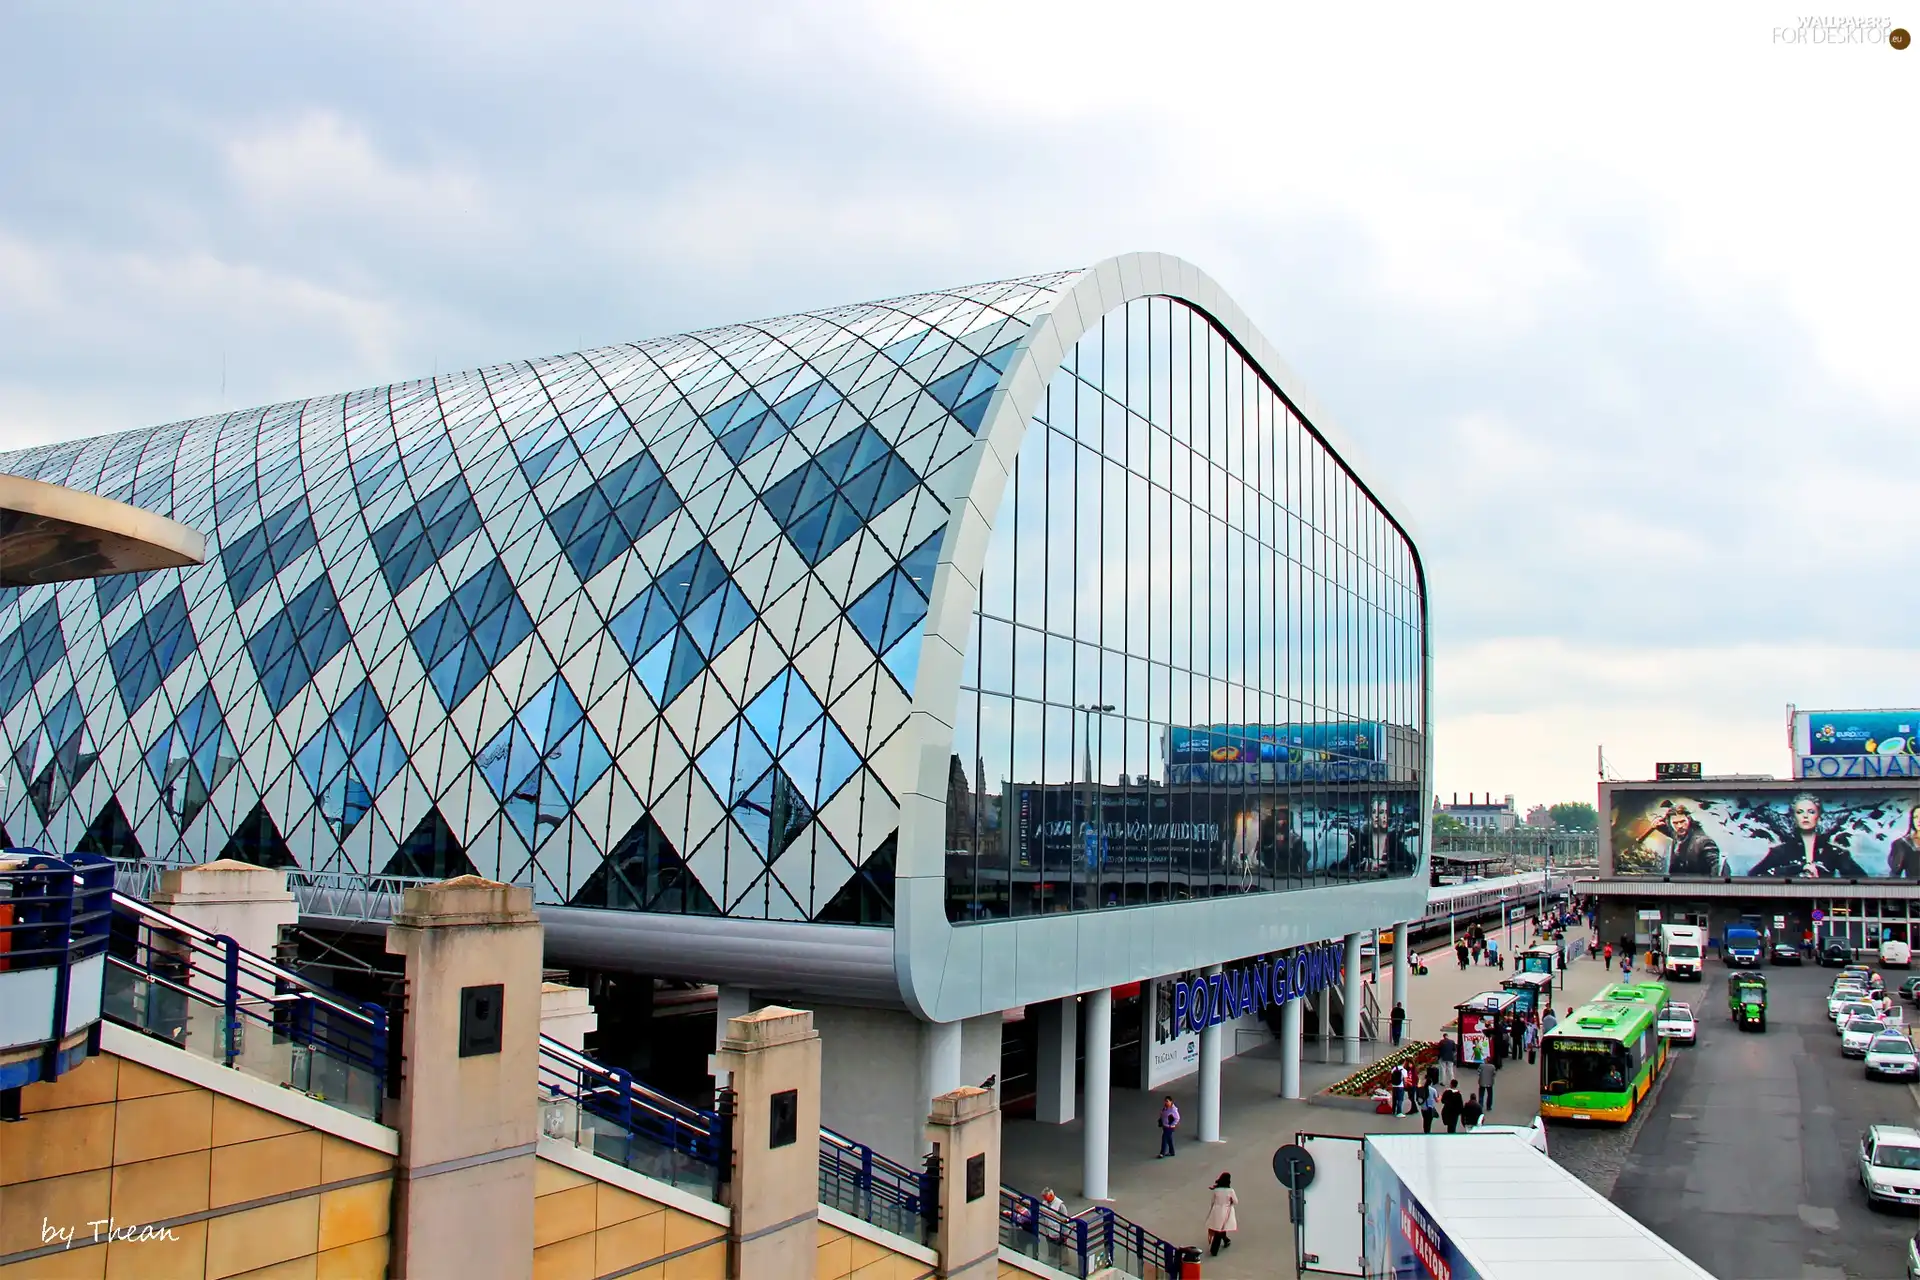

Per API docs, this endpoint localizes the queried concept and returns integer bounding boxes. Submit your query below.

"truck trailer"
[1659,923,1705,980]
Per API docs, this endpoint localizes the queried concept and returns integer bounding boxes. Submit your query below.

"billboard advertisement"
[1363,1145,1483,1280]
[1165,722,1388,785]
[1013,784,1420,883]
[1794,709,1920,779]
[1609,786,1920,878]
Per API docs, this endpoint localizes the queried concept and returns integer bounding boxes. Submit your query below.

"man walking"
[1477,1054,1496,1113]
[1420,1077,1439,1133]
[1524,1017,1540,1065]
[1461,1092,1484,1129]
[1390,1062,1407,1117]
[1389,1001,1406,1047]
[1158,1096,1180,1158]
[1456,941,1469,970]
[1440,1080,1464,1133]
[1437,1034,1458,1075]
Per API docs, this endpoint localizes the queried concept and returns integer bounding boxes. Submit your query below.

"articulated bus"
[1539,980,1672,1123]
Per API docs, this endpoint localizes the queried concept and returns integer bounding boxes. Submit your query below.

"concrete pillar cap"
[718,1005,817,1050]
[929,1086,997,1125]
[391,875,538,927]
[154,858,295,902]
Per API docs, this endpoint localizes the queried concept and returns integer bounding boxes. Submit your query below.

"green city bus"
[1539,983,1673,1123]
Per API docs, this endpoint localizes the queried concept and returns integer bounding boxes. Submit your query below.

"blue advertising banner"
[1797,709,1920,778]
[1364,1150,1482,1280]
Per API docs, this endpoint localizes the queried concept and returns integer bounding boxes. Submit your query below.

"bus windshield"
[1667,945,1700,959]
[1542,1038,1629,1096]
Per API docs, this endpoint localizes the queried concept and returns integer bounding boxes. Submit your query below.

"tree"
[1548,802,1598,832]
[1432,812,1468,835]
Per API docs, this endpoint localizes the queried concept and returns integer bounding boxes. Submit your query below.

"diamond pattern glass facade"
[0,270,1077,922]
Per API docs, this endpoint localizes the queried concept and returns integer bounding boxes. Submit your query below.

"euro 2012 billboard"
[1608,786,1920,878]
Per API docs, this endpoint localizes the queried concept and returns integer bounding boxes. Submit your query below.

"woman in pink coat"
[1205,1172,1238,1255]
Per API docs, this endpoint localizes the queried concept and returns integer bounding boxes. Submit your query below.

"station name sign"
[1169,940,1345,1036]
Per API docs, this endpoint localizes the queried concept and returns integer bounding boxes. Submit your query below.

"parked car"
[1900,976,1920,1003]
[1846,1018,1890,1057]
[1867,1035,1920,1081]
[1837,1001,1882,1032]
[1831,988,1872,1018]
[1860,1126,1920,1209]
[1771,942,1803,966]
[1825,938,1857,966]
[1657,1003,1697,1044]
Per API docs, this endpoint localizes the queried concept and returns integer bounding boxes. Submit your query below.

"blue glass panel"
[661,628,708,705]
[110,587,197,714]
[953,390,992,434]
[632,629,675,705]
[743,668,822,756]
[0,602,63,717]
[731,767,811,860]
[609,587,675,662]
[882,628,923,694]
[899,528,943,595]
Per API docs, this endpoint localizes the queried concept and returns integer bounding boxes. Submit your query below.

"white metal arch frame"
[893,252,1435,1022]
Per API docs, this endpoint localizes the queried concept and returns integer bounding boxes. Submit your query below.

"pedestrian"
[1440,1080,1464,1133]
[1205,1173,1238,1256]
[1390,1062,1408,1117]
[1477,1055,1496,1112]
[1603,943,1613,971]
[1420,1078,1439,1133]
[1456,942,1469,970]
[1390,1001,1406,1047]
[1158,1096,1180,1158]
[1461,1093,1484,1129]
[1437,1035,1457,1072]
[1542,1008,1558,1035]
[1524,1018,1540,1065]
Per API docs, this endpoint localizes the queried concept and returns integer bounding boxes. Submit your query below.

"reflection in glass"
[945,298,1425,921]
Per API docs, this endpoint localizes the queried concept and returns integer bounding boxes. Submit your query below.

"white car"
[1860,1126,1920,1208]
[1837,1001,1881,1032]
[1845,1018,1890,1057]
[1831,986,1870,1017]
[1656,1003,1696,1045]
[1867,1035,1920,1080]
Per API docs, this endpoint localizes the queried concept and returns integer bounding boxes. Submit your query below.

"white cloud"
[224,110,483,227]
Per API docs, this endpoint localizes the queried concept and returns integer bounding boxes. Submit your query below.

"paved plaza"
[1001,928,1626,1278]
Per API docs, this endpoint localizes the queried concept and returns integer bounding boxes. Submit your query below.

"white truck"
[1660,923,1706,981]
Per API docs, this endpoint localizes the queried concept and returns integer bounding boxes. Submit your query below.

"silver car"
[1867,1035,1920,1081]
[1861,1126,1920,1208]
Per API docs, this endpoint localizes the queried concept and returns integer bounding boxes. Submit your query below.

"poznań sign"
[1169,940,1345,1035]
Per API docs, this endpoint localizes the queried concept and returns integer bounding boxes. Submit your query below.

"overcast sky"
[2,3,1914,809]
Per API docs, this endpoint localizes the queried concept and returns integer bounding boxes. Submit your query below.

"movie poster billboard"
[1608,786,1920,878]
[1794,709,1920,779]
[1165,722,1388,785]
[1012,784,1421,883]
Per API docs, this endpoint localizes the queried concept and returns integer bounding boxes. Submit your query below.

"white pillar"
[1035,997,1077,1124]
[709,983,750,1091]
[1371,929,1381,985]
[1392,921,1411,1014]
[921,1018,963,1115]
[1082,988,1112,1201]
[1198,964,1222,1143]
[1344,931,1364,1065]
[1279,995,1303,1099]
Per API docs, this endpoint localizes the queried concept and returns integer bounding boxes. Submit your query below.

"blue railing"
[819,1127,936,1243]
[0,850,115,1092]
[1000,1188,1182,1279]
[537,1035,728,1202]
[102,890,389,1122]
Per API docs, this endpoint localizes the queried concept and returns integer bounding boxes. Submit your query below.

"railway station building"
[0,253,1430,1187]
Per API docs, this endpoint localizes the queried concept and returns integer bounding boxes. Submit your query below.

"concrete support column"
[1318,986,1332,1050]
[1343,931,1364,1065]
[927,1087,1001,1278]
[714,1006,822,1279]
[1197,964,1222,1143]
[920,1018,963,1151]
[385,878,543,1280]
[1034,997,1077,1125]
[539,983,598,1052]
[151,857,298,956]
[1279,995,1303,1099]
[1392,921,1411,1018]
[1371,929,1381,985]
[1081,988,1112,1202]
[710,983,750,1091]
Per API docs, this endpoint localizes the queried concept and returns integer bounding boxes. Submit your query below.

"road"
[1598,960,1919,1280]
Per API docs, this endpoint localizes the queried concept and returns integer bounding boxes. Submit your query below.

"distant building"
[1439,792,1518,833]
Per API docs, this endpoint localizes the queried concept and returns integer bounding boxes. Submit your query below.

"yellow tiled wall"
[0,1051,392,1279]
[813,1221,934,1280]
[531,1155,726,1280]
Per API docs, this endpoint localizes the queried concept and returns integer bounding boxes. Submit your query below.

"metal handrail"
[999,1186,1181,1279]
[818,1126,935,1242]
[535,1033,728,1201]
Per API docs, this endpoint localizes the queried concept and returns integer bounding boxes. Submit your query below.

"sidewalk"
[1000,930,1624,1279]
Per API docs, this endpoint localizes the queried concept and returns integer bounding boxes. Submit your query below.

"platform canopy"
[0,473,205,587]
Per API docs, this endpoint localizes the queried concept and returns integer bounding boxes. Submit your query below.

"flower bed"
[1323,1041,1440,1099]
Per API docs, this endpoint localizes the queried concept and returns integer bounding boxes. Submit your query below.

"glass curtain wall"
[944,298,1425,921]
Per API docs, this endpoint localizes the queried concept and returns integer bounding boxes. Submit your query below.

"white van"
[1660,923,1706,981]
[1882,938,1912,969]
